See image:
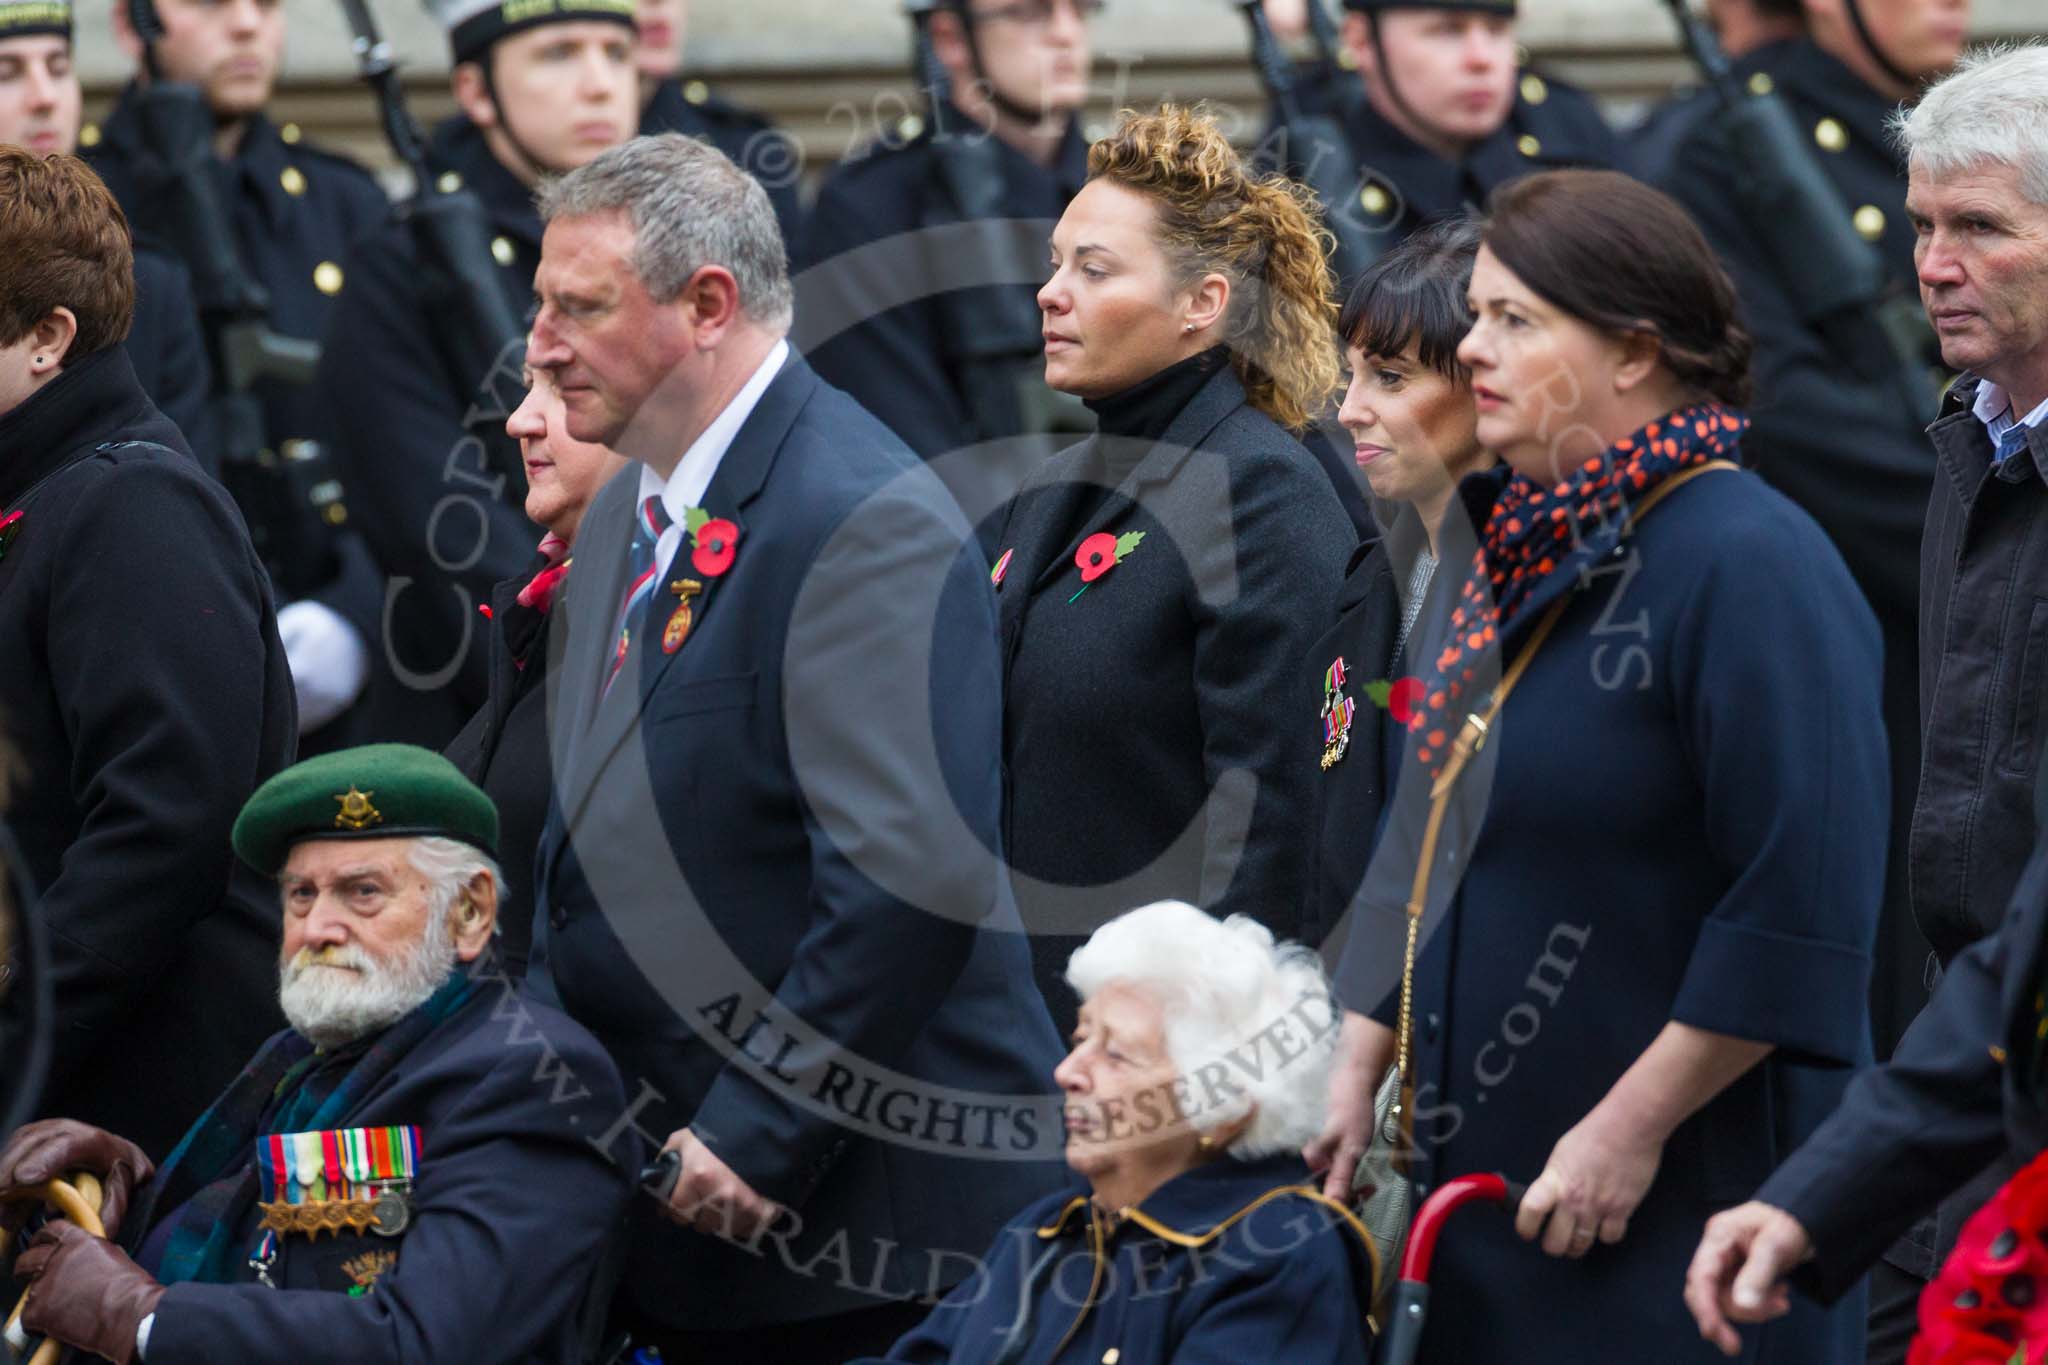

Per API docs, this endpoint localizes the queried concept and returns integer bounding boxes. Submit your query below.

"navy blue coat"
[127,962,632,1364]
[1333,465,1888,1363]
[530,355,1066,1330]
[858,1154,1376,1364]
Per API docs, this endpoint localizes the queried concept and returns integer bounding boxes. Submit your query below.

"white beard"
[279,911,457,1049]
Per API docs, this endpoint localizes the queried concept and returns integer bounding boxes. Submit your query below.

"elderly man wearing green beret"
[0,745,631,1365]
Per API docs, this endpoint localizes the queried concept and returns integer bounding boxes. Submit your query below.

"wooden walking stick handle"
[3,1175,108,1365]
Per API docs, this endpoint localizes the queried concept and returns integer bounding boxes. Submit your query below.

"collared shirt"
[1971,378,2048,462]
[636,337,790,580]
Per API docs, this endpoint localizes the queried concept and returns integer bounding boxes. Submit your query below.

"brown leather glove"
[13,1221,165,1365]
[0,1119,154,1241]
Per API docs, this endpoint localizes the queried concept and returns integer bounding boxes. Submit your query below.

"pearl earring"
[1184,324,1195,334]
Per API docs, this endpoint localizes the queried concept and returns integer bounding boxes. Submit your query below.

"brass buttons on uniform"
[684,79,709,106]
[1360,183,1392,218]
[1336,47,1357,71]
[436,170,463,194]
[1102,1352,1120,1365]
[491,236,517,268]
[1853,205,1887,241]
[78,122,100,148]
[280,166,307,197]
[1516,134,1542,159]
[898,114,925,142]
[280,122,302,145]
[1747,71,1775,97]
[1520,73,1548,105]
[1815,117,1848,153]
[313,261,344,295]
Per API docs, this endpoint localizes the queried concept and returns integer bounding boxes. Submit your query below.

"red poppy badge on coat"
[1069,531,1144,603]
[0,509,22,563]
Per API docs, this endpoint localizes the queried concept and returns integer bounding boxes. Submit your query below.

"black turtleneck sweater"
[1069,347,1233,530]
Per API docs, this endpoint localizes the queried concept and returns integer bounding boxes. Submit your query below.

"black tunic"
[317,117,542,746]
[993,362,1354,1031]
[1629,37,1936,1053]
[85,93,401,751]
[641,76,805,246]
[126,249,212,464]
[0,346,292,1159]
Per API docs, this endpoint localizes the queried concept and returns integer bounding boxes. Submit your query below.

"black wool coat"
[444,562,555,978]
[992,366,1355,1030]
[0,346,292,1159]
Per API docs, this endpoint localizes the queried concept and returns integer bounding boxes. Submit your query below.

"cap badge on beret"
[334,786,383,832]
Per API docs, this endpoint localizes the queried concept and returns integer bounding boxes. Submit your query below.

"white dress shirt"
[636,338,790,582]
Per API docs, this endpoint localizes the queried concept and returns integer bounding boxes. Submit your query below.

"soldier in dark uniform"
[1306,0,1618,246]
[317,0,638,747]
[1627,7,1968,1358]
[1627,0,1963,1041]
[633,0,803,244]
[85,0,398,751]
[0,0,211,457]
[798,0,1101,479]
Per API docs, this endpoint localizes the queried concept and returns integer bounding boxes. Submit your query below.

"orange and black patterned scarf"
[1410,403,1749,775]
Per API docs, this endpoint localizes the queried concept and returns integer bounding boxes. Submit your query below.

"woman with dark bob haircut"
[990,104,1354,1035]
[1295,217,1495,960]
[0,149,292,1158]
[1308,169,1888,1364]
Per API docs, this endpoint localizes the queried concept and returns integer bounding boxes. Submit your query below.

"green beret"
[232,744,499,876]
[0,1,72,41]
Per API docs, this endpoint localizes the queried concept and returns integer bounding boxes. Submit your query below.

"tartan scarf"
[1410,403,1749,776]
[145,967,478,1285]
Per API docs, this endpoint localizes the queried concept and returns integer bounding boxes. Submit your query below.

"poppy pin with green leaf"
[682,507,740,578]
[1070,530,1144,603]
[0,510,22,564]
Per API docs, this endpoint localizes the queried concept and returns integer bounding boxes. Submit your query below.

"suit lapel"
[556,356,820,832]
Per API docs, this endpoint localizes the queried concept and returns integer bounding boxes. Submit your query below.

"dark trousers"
[1865,1258,1923,1365]
[622,1298,931,1365]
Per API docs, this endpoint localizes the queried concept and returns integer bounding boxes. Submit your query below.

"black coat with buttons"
[1630,37,1937,1051]
[641,76,805,247]
[1270,66,1618,248]
[85,89,404,752]
[315,117,544,746]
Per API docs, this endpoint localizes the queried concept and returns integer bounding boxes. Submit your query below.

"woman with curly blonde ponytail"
[989,103,1356,1035]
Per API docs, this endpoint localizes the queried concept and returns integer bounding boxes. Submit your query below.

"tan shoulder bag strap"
[1387,458,1738,1160]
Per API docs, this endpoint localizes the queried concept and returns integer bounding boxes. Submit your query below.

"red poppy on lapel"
[1075,533,1120,583]
[0,509,22,562]
[691,519,740,578]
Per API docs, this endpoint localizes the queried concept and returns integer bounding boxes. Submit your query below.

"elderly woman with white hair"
[858,902,1378,1365]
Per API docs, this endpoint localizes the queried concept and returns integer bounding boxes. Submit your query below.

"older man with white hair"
[0,745,630,1365]
[1681,44,2048,1356]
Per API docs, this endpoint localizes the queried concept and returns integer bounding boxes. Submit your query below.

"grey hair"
[536,132,794,329]
[405,836,504,937]
[1891,43,2048,206]
[1066,902,1337,1160]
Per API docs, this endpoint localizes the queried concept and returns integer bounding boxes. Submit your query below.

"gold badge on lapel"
[663,578,702,654]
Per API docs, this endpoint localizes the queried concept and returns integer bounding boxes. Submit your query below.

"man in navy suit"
[523,132,1066,1363]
